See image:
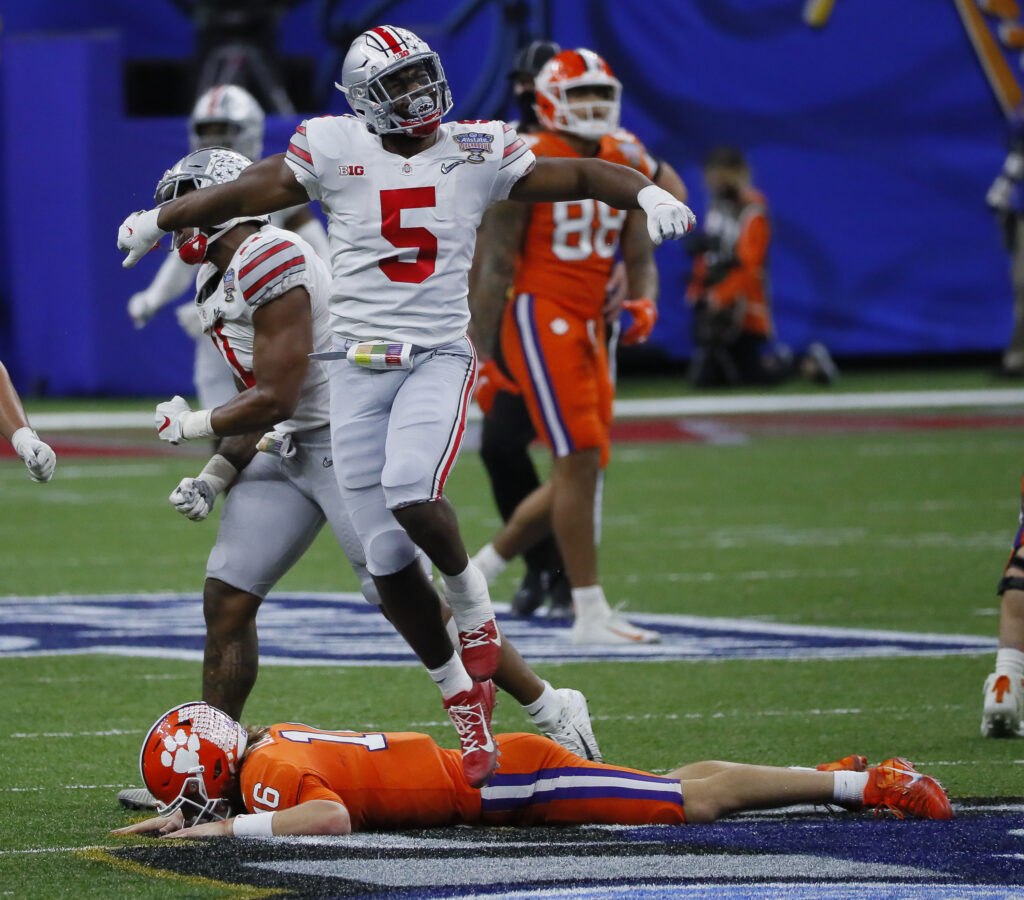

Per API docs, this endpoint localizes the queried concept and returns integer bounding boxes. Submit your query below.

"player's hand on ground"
[155,396,192,444]
[637,186,696,245]
[169,477,216,521]
[112,809,184,836]
[118,208,166,269]
[10,427,56,483]
[163,818,232,839]
[620,298,658,345]
[474,359,519,415]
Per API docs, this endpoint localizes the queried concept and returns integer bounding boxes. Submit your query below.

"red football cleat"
[445,679,498,788]
[862,757,953,820]
[816,754,868,772]
[458,618,502,682]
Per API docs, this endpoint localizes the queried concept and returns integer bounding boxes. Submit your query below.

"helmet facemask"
[339,36,453,137]
[153,147,263,264]
[541,79,622,140]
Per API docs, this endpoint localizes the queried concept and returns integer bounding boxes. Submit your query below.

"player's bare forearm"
[0,360,31,441]
[468,201,528,357]
[209,290,311,435]
[509,157,651,209]
[217,432,261,472]
[621,212,658,301]
[654,159,688,203]
[155,155,307,230]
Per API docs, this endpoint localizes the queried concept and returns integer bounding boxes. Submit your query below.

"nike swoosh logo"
[609,627,648,642]
[574,727,595,760]
[158,416,171,433]
[440,160,467,174]
[126,226,134,236]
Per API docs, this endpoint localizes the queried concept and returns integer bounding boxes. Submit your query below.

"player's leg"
[382,339,501,681]
[983,477,1024,737]
[327,353,498,785]
[478,388,565,615]
[203,452,326,718]
[678,758,951,822]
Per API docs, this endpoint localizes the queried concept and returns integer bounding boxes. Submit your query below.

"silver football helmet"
[154,147,267,264]
[336,25,452,136]
[188,85,265,161]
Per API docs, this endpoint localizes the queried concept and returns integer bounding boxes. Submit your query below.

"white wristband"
[180,408,215,440]
[636,184,676,214]
[196,453,239,495]
[10,426,36,458]
[232,811,276,837]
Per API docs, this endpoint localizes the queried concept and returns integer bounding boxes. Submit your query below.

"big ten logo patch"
[339,165,366,176]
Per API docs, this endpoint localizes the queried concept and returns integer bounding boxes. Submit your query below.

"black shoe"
[511,569,546,617]
[544,570,574,621]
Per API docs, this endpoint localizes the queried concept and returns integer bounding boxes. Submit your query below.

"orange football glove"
[621,298,658,345]
[474,359,519,415]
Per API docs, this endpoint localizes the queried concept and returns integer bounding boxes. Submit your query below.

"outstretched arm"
[119,155,309,269]
[112,800,352,838]
[509,157,695,245]
[0,359,56,482]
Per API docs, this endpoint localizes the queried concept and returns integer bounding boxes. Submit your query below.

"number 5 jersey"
[284,116,536,348]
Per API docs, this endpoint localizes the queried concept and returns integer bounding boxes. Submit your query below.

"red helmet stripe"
[206,85,223,116]
[371,26,403,54]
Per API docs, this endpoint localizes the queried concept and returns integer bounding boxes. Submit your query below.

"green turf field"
[1,372,1022,896]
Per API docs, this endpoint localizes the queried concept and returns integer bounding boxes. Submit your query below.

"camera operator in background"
[987,105,1024,377]
[685,146,836,388]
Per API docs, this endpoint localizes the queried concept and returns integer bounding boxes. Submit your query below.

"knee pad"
[998,553,1024,594]
[382,452,433,508]
[365,527,418,577]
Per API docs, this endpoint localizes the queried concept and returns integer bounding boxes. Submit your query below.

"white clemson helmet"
[139,702,248,824]
[188,85,265,161]
[154,147,267,264]
[534,48,622,140]
[336,24,453,136]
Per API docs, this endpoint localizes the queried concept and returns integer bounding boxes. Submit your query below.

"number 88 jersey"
[513,129,654,319]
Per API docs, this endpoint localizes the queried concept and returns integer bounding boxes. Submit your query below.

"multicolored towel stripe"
[346,342,413,370]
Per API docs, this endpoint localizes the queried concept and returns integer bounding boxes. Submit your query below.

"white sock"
[442,562,494,631]
[427,652,473,700]
[832,770,870,806]
[523,681,560,730]
[471,543,507,584]
[995,647,1024,682]
[572,584,609,619]
[444,616,460,653]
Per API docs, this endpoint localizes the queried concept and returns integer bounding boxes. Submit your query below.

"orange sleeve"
[709,211,769,307]
[296,773,345,806]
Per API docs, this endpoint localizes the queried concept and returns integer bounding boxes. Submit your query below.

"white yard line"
[27,388,1024,431]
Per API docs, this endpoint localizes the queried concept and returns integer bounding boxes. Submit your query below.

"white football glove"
[118,208,166,269]
[169,477,217,521]
[128,289,161,328]
[10,427,56,483]
[637,185,697,246]
[155,395,214,444]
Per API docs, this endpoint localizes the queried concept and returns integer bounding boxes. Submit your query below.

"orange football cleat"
[862,757,952,820]
[816,754,868,772]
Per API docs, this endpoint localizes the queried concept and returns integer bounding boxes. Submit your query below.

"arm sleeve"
[144,252,198,308]
[296,773,345,805]
[237,234,312,309]
[489,123,536,204]
[284,122,321,201]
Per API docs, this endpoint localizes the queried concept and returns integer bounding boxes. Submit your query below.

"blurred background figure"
[127,84,329,411]
[987,104,1024,377]
[1,358,55,483]
[508,39,562,133]
[685,146,837,388]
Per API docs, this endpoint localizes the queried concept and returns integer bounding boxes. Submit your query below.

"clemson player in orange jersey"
[113,701,952,838]
[470,48,681,645]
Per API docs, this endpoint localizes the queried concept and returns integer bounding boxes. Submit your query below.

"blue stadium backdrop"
[0,0,1013,394]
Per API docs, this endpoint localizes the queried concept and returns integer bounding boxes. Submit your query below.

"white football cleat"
[981,672,1024,738]
[544,689,603,762]
[571,608,660,645]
